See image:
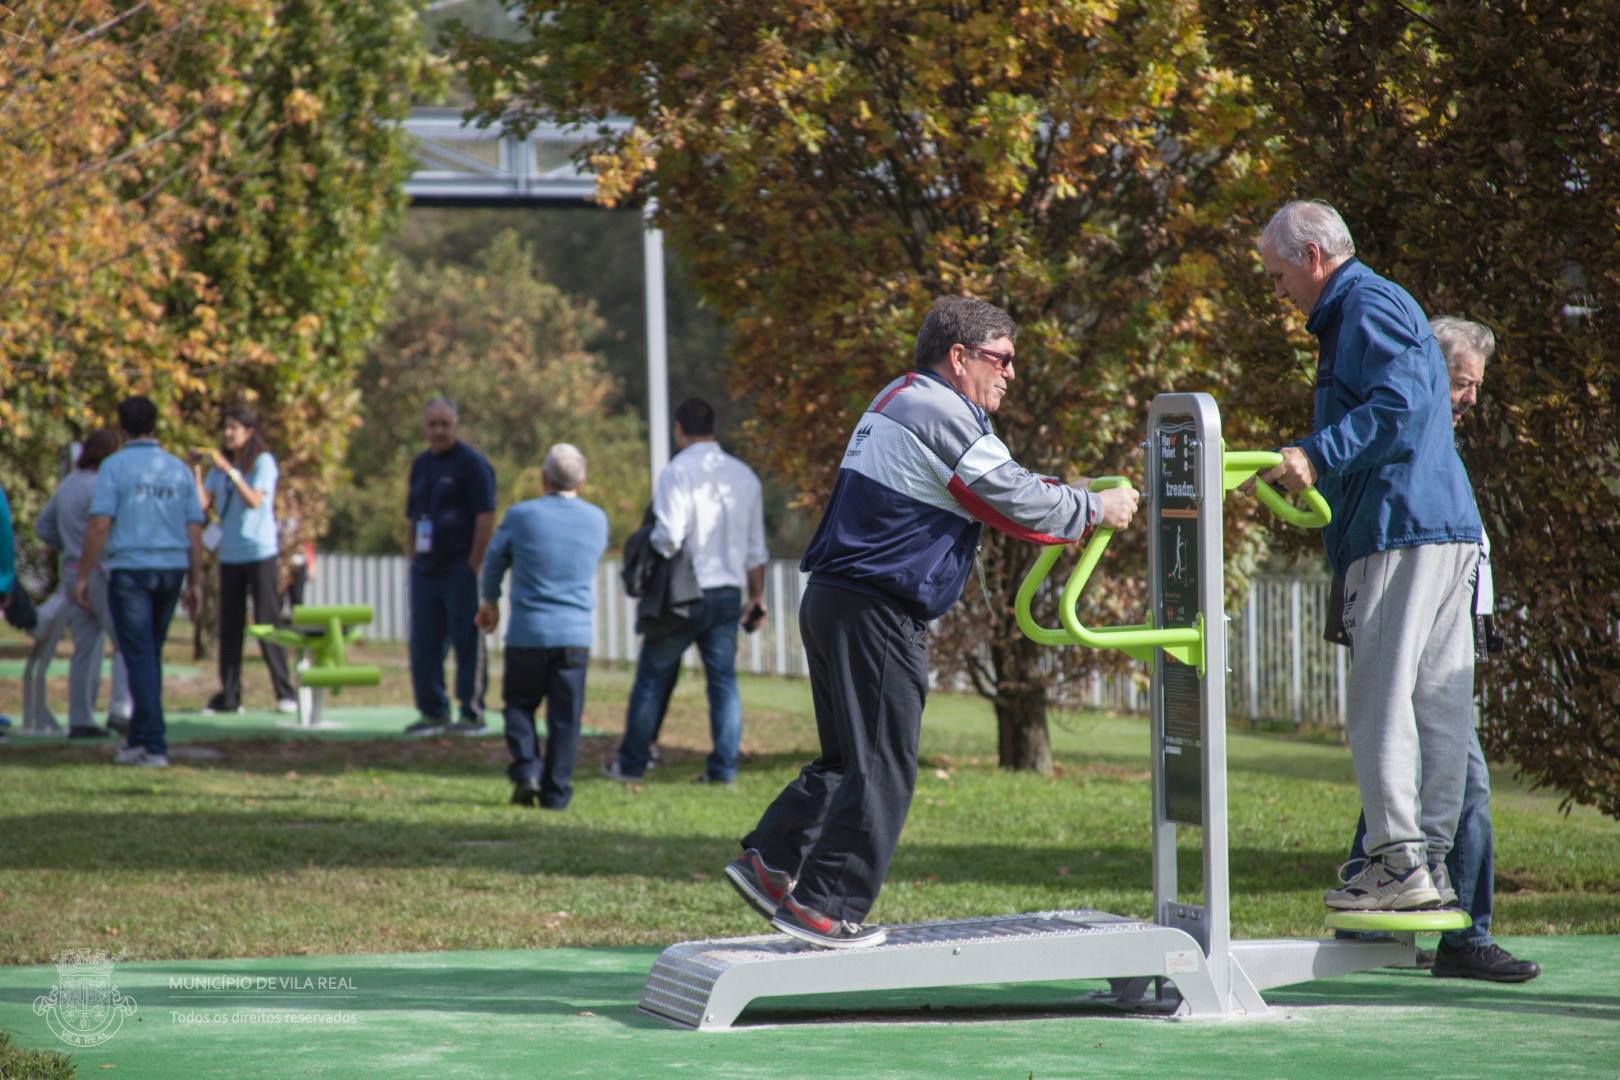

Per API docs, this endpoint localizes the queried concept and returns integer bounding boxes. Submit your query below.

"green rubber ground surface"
[3,705,611,742]
[0,659,199,680]
[1,937,1613,1078]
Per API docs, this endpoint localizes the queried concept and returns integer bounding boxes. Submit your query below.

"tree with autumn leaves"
[460,0,1619,818]
[456,0,1278,772]
[0,0,434,569]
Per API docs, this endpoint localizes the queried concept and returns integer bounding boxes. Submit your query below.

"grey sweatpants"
[1343,542,1478,869]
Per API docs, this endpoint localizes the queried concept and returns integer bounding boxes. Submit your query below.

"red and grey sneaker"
[723,849,795,922]
[771,895,887,950]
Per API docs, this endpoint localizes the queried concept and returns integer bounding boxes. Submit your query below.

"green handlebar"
[1221,450,1332,529]
[1013,476,1204,672]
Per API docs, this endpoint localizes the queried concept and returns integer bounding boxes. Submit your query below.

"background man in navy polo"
[477,443,608,810]
[403,396,496,737]
[75,396,206,768]
[1258,200,1482,913]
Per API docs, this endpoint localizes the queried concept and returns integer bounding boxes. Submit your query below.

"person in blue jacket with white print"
[1257,200,1482,913]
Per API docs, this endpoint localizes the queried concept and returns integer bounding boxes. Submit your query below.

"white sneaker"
[1428,861,1459,906]
[1325,857,1442,911]
[135,753,170,768]
[275,699,299,715]
[113,744,147,765]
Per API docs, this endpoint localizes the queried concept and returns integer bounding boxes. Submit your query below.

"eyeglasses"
[964,344,1016,371]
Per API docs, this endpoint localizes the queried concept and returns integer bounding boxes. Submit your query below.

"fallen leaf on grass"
[1056,865,1071,878]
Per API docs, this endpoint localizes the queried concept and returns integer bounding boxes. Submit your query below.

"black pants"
[218,557,294,706]
[742,582,929,923]
[502,645,590,810]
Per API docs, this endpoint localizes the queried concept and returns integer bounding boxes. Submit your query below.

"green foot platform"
[1325,909,1470,933]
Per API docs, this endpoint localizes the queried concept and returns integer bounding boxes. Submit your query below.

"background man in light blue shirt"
[476,444,608,810]
[77,396,205,768]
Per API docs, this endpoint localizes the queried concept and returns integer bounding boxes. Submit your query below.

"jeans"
[615,586,742,781]
[107,568,185,756]
[1347,727,1495,949]
[408,564,486,722]
[502,645,590,809]
[217,557,293,706]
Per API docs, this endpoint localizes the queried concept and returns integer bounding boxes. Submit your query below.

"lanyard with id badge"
[415,517,433,555]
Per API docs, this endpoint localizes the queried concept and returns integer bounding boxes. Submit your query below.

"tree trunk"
[992,635,1053,774]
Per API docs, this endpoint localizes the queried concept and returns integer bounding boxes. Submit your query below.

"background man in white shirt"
[607,398,767,784]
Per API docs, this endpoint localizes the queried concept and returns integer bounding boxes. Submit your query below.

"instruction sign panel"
[1156,417,1203,826]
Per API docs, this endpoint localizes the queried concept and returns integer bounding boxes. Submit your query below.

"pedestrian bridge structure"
[400,107,670,479]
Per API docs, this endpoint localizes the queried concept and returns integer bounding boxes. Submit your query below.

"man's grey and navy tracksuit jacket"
[801,368,1100,619]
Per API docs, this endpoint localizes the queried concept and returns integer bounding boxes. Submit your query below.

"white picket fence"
[309,553,1345,728]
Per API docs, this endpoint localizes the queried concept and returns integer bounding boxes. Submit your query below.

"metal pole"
[644,201,670,485]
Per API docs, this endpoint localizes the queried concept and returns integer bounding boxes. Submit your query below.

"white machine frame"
[638,393,1416,1029]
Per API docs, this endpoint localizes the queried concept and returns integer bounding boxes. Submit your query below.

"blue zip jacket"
[1296,259,1481,576]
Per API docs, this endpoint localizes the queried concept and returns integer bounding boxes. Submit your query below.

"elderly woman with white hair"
[475,443,609,810]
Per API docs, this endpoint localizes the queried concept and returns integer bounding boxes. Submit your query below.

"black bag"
[4,581,38,633]
[1323,574,1351,648]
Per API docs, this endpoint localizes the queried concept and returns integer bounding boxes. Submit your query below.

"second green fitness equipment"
[248,605,380,728]
[1012,391,1464,1013]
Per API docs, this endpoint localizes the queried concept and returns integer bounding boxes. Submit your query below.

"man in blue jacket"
[1258,200,1482,912]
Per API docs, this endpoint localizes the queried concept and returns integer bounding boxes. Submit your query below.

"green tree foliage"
[1206,1,1620,816]
[457,0,1268,771]
[0,0,433,573]
[327,230,648,553]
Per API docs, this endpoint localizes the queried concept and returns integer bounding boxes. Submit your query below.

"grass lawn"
[1,632,1616,966]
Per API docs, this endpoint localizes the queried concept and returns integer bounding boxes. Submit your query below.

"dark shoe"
[404,716,449,737]
[106,713,131,735]
[724,849,795,922]
[448,719,488,737]
[201,695,244,716]
[771,895,887,950]
[1416,947,1437,968]
[1432,942,1541,983]
[692,772,734,787]
[602,760,643,783]
[510,782,541,807]
[69,726,110,739]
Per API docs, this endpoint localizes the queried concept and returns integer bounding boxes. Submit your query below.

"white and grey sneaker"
[135,753,170,768]
[113,744,148,765]
[275,699,300,715]
[1428,861,1459,906]
[1325,857,1442,911]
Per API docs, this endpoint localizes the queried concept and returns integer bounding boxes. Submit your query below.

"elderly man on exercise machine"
[1257,200,1482,913]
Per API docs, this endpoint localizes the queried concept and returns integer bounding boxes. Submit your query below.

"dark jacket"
[621,506,702,637]
[1296,259,1482,576]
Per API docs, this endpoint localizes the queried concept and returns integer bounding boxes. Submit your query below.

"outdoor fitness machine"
[248,605,380,728]
[638,393,1464,1029]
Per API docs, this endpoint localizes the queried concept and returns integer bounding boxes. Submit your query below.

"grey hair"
[541,443,586,491]
[913,296,1017,369]
[1429,316,1496,370]
[1259,200,1356,265]
[423,395,458,418]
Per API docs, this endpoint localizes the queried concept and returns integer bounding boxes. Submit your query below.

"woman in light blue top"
[193,405,295,713]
